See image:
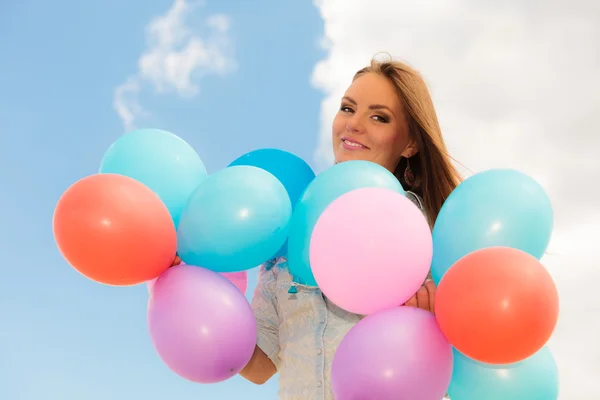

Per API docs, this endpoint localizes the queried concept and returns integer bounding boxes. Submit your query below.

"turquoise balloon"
[228,148,316,258]
[99,129,207,228]
[448,347,559,400]
[177,166,292,272]
[431,169,553,284]
[287,160,405,286]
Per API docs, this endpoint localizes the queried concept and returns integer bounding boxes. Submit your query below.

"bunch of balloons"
[52,128,316,383]
[52,126,560,397]
[299,167,559,399]
[432,169,559,400]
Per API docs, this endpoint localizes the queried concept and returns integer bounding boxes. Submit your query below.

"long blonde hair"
[354,57,462,226]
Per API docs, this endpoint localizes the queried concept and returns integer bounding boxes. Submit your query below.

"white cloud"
[114,0,235,131]
[312,0,600,398]
[114,77,145,132]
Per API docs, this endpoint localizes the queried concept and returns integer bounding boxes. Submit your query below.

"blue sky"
[0,1,324,398]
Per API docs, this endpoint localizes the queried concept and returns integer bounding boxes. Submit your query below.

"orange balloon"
[434,247,558,364]
[53,173,177,286]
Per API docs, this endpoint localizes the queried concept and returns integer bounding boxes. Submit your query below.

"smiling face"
[332,72,416,172]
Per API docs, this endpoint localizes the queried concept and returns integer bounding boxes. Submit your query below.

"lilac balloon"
[332,307,453,400]
[147,265,257,383]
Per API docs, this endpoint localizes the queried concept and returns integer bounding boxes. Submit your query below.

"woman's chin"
[334,153,368,164]
[333,154,392,172]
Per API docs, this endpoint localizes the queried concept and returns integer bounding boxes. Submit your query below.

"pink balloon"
[147,267,247,296]
[310,187,432,315]
[147,265,257,383]
[147,277,156,293]
[332,307,453,400]
[220,271,248,295]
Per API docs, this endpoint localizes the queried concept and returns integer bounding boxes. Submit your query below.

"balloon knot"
[264,258,277,270]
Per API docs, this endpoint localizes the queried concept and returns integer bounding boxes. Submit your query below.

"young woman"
[239,57,462,399]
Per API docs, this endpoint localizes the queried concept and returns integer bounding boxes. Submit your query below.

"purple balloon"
[147,265,257,383]
[332,307,453,400]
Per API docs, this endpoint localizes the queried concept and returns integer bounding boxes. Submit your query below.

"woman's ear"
[401,140,418,158]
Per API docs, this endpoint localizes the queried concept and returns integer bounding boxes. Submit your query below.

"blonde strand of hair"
[354,57,462,227]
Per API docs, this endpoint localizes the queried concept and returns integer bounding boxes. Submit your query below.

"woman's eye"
[340,105,353,113]
[372,115,388,123]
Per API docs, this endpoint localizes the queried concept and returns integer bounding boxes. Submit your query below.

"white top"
[250,191,428,400]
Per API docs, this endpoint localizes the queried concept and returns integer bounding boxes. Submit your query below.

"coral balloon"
[148,265,257,383]
[53,174,177,285]
[435,247,559,364]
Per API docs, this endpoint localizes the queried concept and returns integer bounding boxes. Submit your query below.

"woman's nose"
[345,115,364,133]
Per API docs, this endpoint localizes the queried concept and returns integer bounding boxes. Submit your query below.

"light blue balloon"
[431,169,553,284]
[287,160,405,286]
[228,148,316,258]
[99,129,207,228]
[448,347,559,400]
[177,166,292,272]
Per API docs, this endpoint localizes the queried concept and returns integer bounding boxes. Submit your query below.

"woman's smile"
[340,137,369,151]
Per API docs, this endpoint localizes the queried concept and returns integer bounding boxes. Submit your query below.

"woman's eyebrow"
[343,96,394,116]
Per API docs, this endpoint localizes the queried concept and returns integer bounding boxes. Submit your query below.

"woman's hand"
[404,279,436,314]
[171,254,182,267]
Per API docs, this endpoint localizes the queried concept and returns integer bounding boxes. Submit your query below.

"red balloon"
[434,247,559,364]
[53,173,177,285]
